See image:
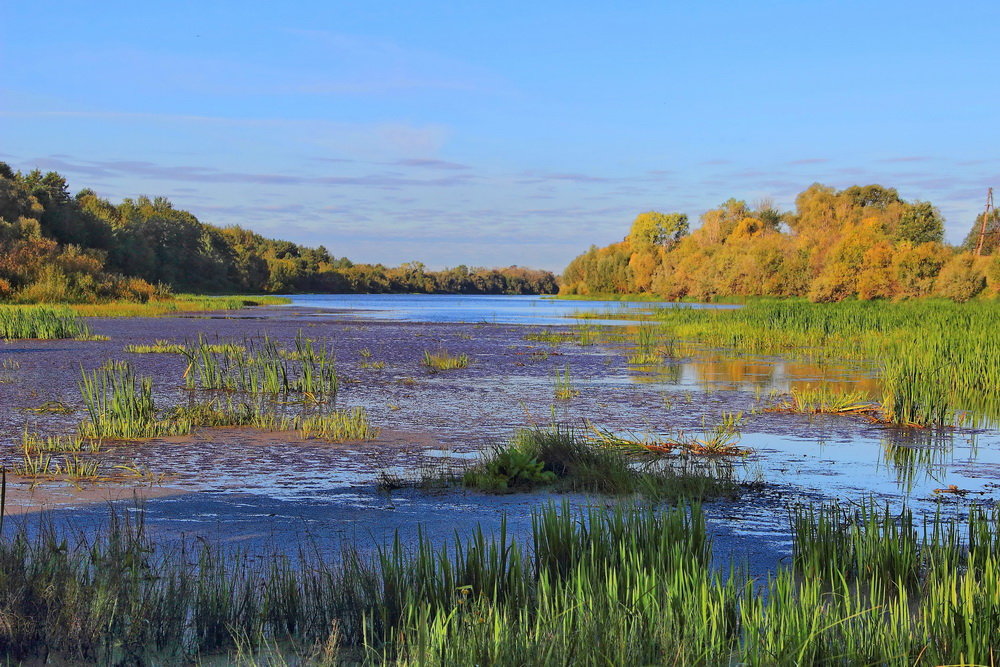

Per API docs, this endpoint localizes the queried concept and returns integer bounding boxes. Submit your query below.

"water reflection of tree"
[681,354,882,395]
[689,356,775,390]
[879,429,954,493]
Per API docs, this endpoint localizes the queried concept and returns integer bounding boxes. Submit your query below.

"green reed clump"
[880,344,959,426]
[14,438,100,480]
[626,321,677,365]
[183,332,337,396]
[750,500,1000,666]
[688,411,747,455]
[300,407,380,441]
[395,503,732,666]
[0,502,726,663]
[78,361,191,439]
[421,350,470,370]
[0,306,94,340]
[464,426,743,499]
[571,322,598,345]
[791,500,922,593]
[14,448,55,476]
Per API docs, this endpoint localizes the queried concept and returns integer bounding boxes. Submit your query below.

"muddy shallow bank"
[2,299,999,572]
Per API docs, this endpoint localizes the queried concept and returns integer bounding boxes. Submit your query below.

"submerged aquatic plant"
[523,330,575,345]
[124,339,186,354]
[126,339,245,356]
[22,400,75,415]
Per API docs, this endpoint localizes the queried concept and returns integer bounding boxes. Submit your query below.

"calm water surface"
[283,293,735,325]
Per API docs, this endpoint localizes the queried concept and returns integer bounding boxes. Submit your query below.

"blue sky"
[2,1,998,270]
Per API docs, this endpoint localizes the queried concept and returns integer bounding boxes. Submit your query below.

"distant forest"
[0,163,557,303]
[561,184,1000,302]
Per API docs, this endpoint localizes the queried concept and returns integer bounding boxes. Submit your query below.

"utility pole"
[975,187,994,256]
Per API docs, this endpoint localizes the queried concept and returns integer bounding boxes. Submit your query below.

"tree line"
[561,184,1000,302]
[0,163,557,303]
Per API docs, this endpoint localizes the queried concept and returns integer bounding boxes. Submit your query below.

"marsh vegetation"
[2,294,1000,664]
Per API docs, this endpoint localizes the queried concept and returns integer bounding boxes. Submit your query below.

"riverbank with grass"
[66,294,292,317]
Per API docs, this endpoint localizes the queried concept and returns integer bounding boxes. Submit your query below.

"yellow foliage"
[628,250,657,292]
[562,183,979,303]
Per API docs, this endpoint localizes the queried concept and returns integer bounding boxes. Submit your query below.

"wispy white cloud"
[20,156,476,190]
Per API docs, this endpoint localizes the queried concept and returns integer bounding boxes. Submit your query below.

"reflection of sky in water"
[739,428,1000,502]
[284,293,737,326]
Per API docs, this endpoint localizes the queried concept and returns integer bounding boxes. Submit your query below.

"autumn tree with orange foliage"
[561,183,994,302]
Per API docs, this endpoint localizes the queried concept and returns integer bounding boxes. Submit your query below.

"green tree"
[894,201,944,245]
